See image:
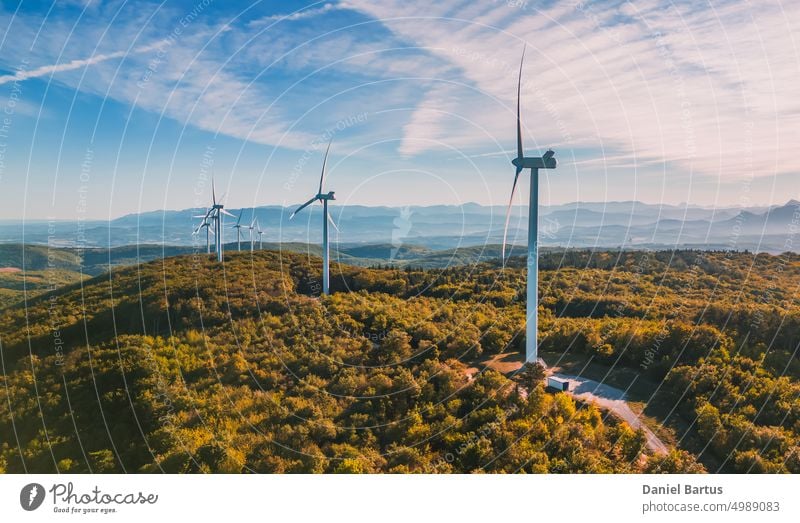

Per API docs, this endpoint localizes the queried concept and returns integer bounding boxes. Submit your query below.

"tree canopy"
[2,248,798,473]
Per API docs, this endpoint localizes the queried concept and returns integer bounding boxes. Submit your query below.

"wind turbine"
[196,178,234,262]
[502,45,557,364]
[256,221,264,250]
[248,217,258,251]
[289,138,339,295]
[193,209,213,253]
[231,209,246,251]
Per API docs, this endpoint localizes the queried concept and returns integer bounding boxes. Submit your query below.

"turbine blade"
[212,178,216,205]
[516,45,526,162]
[502,170,522,265]
[290,197,317,219]
[220,208,235,217]
[327,212,339,232]
[318,138,332,194]
[236,209,244,225]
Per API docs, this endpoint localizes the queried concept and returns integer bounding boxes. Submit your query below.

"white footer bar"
[1,474,796,522]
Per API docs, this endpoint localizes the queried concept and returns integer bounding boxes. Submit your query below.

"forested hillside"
[0,243,504,308]
[1,249,797,473]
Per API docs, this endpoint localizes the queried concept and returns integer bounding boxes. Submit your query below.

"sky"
[0,0,798,220]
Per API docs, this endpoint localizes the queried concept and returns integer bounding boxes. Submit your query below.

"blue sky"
[0,0,798,219]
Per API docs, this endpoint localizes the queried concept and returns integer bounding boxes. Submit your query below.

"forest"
[1,248,797,473]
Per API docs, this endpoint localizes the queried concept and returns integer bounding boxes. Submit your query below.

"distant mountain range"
[2,200,798,254]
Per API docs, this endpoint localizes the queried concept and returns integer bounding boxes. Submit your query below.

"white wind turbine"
[196,178,234,262]
[231,209,246,251]
[248,216,258,251]
[502,45,557,364]
[289,138,339,295]
[192,208,213,253]
[255,220,264,250]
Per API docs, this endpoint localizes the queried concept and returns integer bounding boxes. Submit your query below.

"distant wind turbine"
[195,178,234,262]
[290,138,339,295]
[248,216,258,251]
[502,45,557,364]
[231,209,246,251]
[193,208,213,253]
[256,220,264,250]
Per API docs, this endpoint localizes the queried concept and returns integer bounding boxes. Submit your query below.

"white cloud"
[247,3,343,26]
[3,0,798,183]
[0,5,316,149]
[343,0,800,180]
[0,41,162,86]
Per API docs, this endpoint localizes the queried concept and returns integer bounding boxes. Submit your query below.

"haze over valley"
[3,200,799,255]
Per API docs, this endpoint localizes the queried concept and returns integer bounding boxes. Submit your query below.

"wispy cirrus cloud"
[2,0,798,187]
[0,3,321,149]
[343,0,800,180]
[247,2,345,27]
[0,40,163,86]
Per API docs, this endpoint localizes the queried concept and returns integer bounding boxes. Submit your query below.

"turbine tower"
[290,138,339,295]
[502,45,557,364]
[231,209,246,251]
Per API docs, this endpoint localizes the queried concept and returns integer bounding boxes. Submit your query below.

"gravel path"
[551,372,669,455]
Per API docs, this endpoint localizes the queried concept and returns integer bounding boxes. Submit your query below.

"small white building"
[546,376,570,392]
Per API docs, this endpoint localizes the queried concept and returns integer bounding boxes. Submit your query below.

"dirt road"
[551,373,669,455]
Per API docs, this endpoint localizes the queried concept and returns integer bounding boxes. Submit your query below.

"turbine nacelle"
[317,191,336,201]
[512,150,557,170]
